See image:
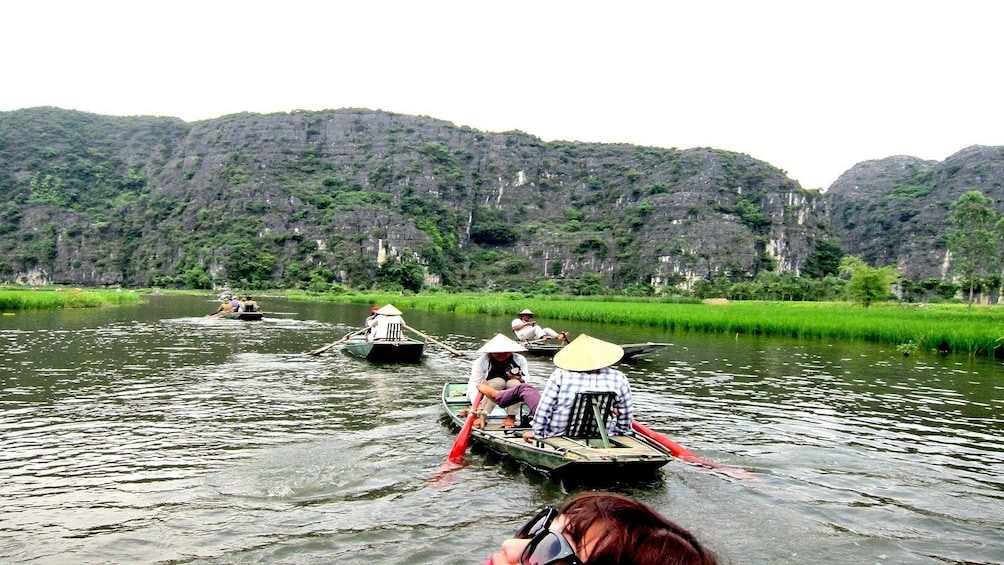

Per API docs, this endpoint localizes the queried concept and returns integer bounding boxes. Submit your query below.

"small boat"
[521,341,670,360]
[229,311,263,321]
[441,383,673,478]
[212,310,263,321]
[343,334,425,363]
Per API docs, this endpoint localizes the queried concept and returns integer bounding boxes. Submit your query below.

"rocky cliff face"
[826,145,1004,280]
[4,107,999,291]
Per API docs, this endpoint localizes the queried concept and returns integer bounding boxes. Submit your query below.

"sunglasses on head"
[515,507,584,565]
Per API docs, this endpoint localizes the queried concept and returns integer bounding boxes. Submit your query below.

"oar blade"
[306,328,366,356]
[448,392,483,463]
[632,420,754,479]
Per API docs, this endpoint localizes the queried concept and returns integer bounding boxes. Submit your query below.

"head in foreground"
[483,491,717,565]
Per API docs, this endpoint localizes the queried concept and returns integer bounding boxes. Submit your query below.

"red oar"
[448,391,483,464]
[632,420,753,479]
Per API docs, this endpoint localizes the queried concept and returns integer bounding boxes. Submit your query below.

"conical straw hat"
[552,334,624,371]
[477,334,528,353]
[374,304,403,316]
[517,309,535,316]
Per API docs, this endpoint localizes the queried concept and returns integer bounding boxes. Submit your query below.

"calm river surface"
[1,294,1002,564]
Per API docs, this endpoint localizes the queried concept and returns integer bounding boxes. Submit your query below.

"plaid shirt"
[531,366,635,438]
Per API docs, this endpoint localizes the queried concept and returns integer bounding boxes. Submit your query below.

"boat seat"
[385,322,403,341]
[564,391,617,448]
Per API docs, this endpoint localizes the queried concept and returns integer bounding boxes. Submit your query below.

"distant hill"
[1,106,1001,291]
[826,145,1004,280]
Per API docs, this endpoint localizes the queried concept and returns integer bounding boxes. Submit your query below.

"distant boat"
[343,334,425,363]
[214,311,263,321]
[521,341,670,360]
[216,285,233,302]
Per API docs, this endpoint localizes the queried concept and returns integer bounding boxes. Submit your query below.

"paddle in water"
[447,391,483,464]
[403,324,465,356]
[307,327,367,356]
[631,420,753,479]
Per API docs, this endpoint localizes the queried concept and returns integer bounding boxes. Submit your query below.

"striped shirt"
[531,366,635,438]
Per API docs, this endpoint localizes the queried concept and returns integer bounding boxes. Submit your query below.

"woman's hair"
[557,492,717,565]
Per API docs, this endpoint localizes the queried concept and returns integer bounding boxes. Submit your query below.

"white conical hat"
[552,334,624,371]
[477,334,528,353]
[374,304,403,315]
[517,309,535,316]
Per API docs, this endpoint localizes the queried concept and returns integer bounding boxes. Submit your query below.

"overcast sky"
[4,0,1001,189]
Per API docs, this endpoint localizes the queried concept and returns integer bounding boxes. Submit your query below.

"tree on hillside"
[376,259,425,293]
[947,191,999,306]
[802,240,844,279]
[839,256,899,307]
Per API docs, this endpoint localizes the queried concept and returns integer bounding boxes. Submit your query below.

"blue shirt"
[531,366,635,438]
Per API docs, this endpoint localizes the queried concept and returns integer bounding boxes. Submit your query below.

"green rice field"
[0,287,142,310]
[287,292,1004,358]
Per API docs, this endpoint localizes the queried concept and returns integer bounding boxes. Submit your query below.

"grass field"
[286,291,1004,358]
[0,287,142,310]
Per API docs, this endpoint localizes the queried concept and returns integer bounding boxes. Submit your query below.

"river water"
[1,294,1001,565]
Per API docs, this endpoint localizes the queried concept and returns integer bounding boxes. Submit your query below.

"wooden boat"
[521,341,670,360]
[441,383,673,478]
[343,334,425,363]
[213,311,264,321]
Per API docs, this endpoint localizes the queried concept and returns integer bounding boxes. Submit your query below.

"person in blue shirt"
[527,334,635,441]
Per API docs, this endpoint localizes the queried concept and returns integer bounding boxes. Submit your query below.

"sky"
[3,0,1002,189]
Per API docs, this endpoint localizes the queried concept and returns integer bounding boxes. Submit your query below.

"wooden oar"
[631,420,753,479]
[403,324,464,356]
[306,327,367,356]
[448,391,483,463]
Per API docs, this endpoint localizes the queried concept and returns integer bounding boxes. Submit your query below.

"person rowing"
[467,334,532,429]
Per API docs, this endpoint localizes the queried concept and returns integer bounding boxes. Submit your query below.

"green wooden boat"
[441,383,673,478]
[343,334,425,363]
[520,341,670,360]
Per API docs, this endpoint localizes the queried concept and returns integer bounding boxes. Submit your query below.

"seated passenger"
[527,334,634,442]
[467,334,531,429]
[212,301,234,315]
[366,304,406,340]
[477,382,540,422]
[512,309,568,343]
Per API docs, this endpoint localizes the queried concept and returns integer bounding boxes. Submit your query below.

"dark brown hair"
[557,491,717,565]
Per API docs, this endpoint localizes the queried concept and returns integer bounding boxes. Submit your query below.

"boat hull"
[441,383,672,478]
[344,336,425,363]
[522,342,670,360]
[214,311,263,321]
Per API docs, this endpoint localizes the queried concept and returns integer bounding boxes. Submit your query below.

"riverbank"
[0,287,143,310]
[285,291,1004,358]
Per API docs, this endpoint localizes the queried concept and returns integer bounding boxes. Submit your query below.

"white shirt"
[367,314,405,340]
